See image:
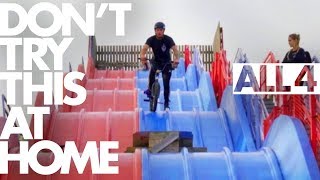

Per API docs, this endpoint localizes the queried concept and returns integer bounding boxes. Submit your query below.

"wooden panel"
[92,45,214,71]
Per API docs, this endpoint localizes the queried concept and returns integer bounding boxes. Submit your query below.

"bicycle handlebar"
[138,57,178,64]
[139,57,179,72]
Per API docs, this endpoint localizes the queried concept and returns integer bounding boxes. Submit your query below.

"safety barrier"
[259,53,282,104]
[184,45,191,69]
[311,56,320,162]
[210,50,231,105]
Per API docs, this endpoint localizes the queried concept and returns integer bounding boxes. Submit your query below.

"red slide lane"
[30,109,139,153]
[93,69,136,79]
[63,89,138,112]
[85,78,135,90]
[0,117,19,150]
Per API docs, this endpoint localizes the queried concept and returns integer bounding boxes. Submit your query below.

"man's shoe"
[144,89,152,99]
[164,101,170,110]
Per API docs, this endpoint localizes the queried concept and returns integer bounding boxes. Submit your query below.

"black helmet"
[154,22,165,29]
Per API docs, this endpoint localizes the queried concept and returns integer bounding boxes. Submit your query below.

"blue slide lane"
[141,115,319,180]
[136,60,319,179]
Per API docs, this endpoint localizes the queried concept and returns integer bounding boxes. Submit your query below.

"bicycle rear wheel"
[150,81,160,112]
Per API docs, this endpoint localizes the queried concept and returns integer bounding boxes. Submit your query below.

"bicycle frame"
[140,58,178,112]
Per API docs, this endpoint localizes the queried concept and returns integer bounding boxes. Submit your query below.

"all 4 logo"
[233,63,319,94]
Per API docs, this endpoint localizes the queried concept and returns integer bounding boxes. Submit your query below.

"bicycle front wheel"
[150,81,160,112]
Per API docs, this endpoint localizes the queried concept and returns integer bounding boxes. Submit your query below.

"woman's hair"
[289,33,300,43]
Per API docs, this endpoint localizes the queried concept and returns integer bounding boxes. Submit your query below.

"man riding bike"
[140,22,180,110]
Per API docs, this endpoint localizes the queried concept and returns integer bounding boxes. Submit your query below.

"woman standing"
[283,33,311,63]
